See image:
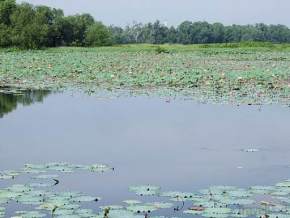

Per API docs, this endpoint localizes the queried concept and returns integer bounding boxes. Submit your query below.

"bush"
[155,46,169,54]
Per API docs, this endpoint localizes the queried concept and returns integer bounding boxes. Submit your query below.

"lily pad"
[129,185,161,196]
[13,211,46,218]
[123,200,142,205]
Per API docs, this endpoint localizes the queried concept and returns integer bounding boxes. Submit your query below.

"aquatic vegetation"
[1,46,290,104]
[129,185,161,196]
[2,163,290,217]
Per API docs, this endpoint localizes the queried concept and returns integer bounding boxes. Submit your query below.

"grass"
[1,43,290,104]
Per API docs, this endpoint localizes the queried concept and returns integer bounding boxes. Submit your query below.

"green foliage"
[0,0,112,49]
[1,46,290,104]
[1,0,290,48]
[0,0,16,25]
[155,46,169,54]
[85,22,112,46]
[0,24,11,47]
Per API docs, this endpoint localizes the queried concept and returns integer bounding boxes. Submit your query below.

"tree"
[0,0,16,25]
[0,23,11,46]
[85,22,112,46]
[109,26,126,44]
[10,3,49,48]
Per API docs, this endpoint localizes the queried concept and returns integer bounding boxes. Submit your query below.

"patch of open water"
[1,91,290,217]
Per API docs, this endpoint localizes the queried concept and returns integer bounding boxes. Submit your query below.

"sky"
[18,0,290,27]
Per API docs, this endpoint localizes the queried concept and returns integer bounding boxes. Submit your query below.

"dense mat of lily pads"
[1,45,290,104]
[1,163,290,218]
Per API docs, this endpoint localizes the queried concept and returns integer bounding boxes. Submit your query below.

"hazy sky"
[18,0,290,27]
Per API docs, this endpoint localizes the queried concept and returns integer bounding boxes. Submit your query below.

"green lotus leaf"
[276,180,290,187]
[202,207,232,218]
[99,205,124,210]
[37,203,59,211]
[0,175,13,180]
[185,196,217,206]
[47,166,73,173]
[28,190,48,197]
[227,189,252,198]
[16,195,44,205]
[45,162,70,168]
[57,191,82,198]
[161,191,195,200]
[276,197,290,204]
[54,215,80,218]
[249,186,276,194]
[72,195,100,202]
[0,189,21,201]
[70,164,87,170]
[23,169,47,174]
[3,170,21,177]
[104,209,144,218]
[33,174,59,179]
[271,190,290,196]
[267,214,290,218]
[13,211,46,218]
[0,170,21,180]
[184,209,203,215]
[129,185,161,196]
[227,198,255,205]
[60,204,81,210]
[89,164,112,172]
[150,202,173,209]
[230,210,250,218]
[24,164,47,170]
[126,204,158,213]
[0,207,5,217]
[53,209,74,216]
[123,200,142,205]
[7,184,32,193]
[75,208,95,216]
[201,186,238,196]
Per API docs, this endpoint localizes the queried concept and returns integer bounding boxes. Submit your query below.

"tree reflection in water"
[0,89,50,118]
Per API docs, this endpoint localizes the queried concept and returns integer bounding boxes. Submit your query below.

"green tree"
[85,22,112,46]
[0,0,16,25]
[10,3,50,48]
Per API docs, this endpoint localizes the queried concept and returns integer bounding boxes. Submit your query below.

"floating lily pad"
[202,207,232,218]
[72,195,100,202]
[103,209,144,218]
[276,180,290,188]
[0,175,13,180]
[13,211,46,218]
[127,204,158,213]
[33,174,59,179]
[89,164,113,173]
[100,205,124,210]
[123,200,142,205]
[184,209,203,215]
[129,185,161,196]
[161,191,196,200]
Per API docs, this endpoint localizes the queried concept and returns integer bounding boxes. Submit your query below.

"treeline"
[1,0,290,49]
[113,21,290,45]
[0,0,112,48]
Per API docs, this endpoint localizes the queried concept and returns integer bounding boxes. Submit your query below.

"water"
[1,91,290,217]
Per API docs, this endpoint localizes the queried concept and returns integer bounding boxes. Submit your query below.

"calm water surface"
[1,91,290,216]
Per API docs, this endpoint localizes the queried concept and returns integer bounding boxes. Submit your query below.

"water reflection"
[0,89,50,118]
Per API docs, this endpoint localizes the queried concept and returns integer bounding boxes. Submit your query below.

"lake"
[1,90,290,217]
